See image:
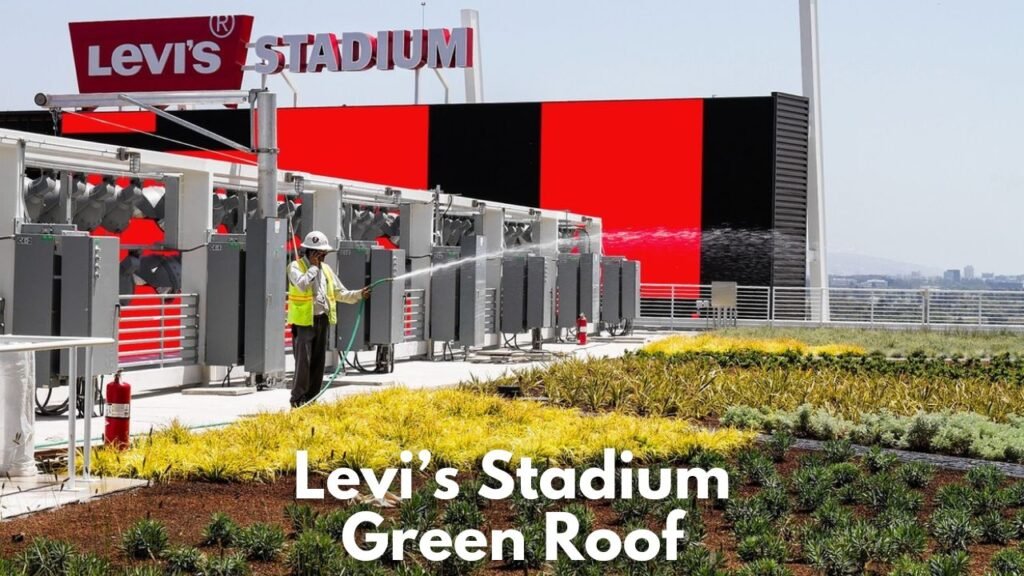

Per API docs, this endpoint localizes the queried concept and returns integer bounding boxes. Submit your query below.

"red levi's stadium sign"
[68,15,255,92]
[68,15,474,94]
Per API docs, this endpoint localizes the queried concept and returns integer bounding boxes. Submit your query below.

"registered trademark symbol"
[209,15,236,38]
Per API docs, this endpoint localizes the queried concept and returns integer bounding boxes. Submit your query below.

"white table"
[0,335,115,489]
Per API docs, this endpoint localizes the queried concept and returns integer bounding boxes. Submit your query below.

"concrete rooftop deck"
[6,332,664,519]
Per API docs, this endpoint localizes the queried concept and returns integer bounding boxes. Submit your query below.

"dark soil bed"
[1,449,1021,575]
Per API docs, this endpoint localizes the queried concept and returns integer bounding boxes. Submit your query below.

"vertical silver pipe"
[83,347,93,481]
[256,91,278,219]
[67,347,77,491]
[14,140,25,226]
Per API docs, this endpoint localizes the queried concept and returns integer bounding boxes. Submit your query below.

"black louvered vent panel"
[771,93,809,293]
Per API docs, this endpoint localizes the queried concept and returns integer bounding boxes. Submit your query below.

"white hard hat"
[301,231,333,251]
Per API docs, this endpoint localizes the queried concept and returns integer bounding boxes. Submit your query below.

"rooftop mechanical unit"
[579,252,601,323]
[203,218,288,378]
[12,225,119,392]
[621,259,640,321]
[457,235,487,348]
[601,257,623,325]
[429,236,487,348]
[555,253,602,328]
[499,255,528,334]
[429,246,461,342]
[556,254,580,328]
[335,241,407,356]
[528,255,555,330]
[601,256,640,327]
[205,234,246,367]
[500,253,555,334]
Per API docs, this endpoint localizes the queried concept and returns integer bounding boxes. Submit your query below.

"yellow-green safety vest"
[287,259,338,326]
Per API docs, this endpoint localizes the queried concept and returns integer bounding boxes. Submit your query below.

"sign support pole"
[461,9,484,103]
[256,90,278,219]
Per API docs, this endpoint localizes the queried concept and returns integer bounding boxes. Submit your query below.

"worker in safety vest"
[287,231,369,407]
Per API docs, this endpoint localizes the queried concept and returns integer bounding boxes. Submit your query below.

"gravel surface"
[758,434,1024,478]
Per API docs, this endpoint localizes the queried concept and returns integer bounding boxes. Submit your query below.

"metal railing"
[484,288,498,335]
[404,289,426,342]
[637,284,1024,330]
[117,293,200,370]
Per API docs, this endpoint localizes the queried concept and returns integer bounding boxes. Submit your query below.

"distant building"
[982,273,995,280]
[831,277,858,288]
[859,279,889,289]
[944,269,961,282]
[964,265,975,280]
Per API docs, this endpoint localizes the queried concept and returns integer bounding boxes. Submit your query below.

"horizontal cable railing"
[404,289,426,342]
[117,293,199,370]
[112,285,1024,368]
[484,288,498,335]
[638,284,1024,330]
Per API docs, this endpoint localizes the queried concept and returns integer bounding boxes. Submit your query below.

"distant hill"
[828,252,943,277]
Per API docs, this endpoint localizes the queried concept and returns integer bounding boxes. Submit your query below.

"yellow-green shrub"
[470,356,1024,421]
[643,334,865,357]
[90,388,754,482]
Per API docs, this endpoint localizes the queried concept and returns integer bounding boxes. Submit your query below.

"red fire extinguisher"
[576,313,588,345]
[105,371,131,449]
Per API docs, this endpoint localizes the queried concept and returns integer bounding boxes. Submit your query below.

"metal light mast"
[800,0,829,321]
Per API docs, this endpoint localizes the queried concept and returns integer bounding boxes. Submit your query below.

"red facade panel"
[277,106,430,190]
[62,111,157,134]
[539,99,704,285]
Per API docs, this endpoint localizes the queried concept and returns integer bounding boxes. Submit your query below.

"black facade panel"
[428,103,541,207]
[61,109,251,153]
[0,109,250,152]
[0,111,57,135]
[700,97,775,286]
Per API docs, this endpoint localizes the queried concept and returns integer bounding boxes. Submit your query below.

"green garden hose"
[297,276,393,408]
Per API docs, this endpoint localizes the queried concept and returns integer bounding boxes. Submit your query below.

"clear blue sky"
[1,1,1021,274]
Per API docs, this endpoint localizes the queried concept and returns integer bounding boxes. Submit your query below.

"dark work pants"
[291,314,329,405]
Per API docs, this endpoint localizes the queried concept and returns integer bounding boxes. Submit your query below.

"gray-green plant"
[502,520,546,570]
[285,531,340,576]
[16,538,77,575]
[930,507,981,552]
[790,465,833,512]
[201,553,250,576]
[767,430,795,463]
[822,438,856,464]
[235,523,285,562]
[201,512,239,548]
[736,534,787,563]
[283,503,318,535]
[119,519,169,560]
[976,510,1015,545]
[894,462,935,489]
[443,499,484,532]
[990,548,1024,576]
[399,488,439,532]
[863,446,899,474]
[161,546,205,575]
[926,551,971,576]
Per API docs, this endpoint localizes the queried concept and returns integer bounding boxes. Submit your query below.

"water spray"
[299,230,626,407]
